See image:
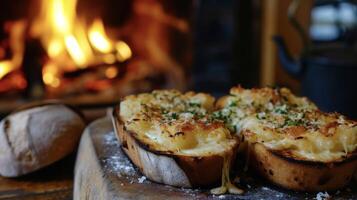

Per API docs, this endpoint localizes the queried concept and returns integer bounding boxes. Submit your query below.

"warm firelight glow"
[43,63,61,87]
[105,66,118,79]
[116,41,132,62]
[0,61,14,79]
[48,39,64,58]
[52,0,72,33]
[0,21,26,81]
[103,54,116,64]
[65,35,88,67]
[30,0,132,87]
[89,19,113,53]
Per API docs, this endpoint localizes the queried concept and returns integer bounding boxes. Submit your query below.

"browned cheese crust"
[216,86,357,191]
[113,90,240,189]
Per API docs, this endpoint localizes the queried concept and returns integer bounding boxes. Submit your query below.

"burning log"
[22,38,46,99]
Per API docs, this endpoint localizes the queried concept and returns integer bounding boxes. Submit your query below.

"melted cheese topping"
[216,86,357,162]
[120,90,237,156]
[210,151,244,195]
[120,90,243,194]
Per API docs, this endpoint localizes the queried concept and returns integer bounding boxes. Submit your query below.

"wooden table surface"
[0,155,75,200]
[0,107,108,200]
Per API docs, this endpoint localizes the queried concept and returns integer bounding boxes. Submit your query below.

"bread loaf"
[0,104,85,177]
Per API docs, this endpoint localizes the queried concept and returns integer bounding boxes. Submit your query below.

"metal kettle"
[273,0,357,119]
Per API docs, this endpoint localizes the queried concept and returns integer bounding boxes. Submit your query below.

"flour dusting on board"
[103,131,120,145]
[101,131,136,177]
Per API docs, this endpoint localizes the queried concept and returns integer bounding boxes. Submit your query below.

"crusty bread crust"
[0,103,85,177]
[216,87,357,191]
[112,107,239,188]
[249,143,357,191]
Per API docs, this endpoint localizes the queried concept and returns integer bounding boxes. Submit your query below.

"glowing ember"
[0,61,13,79]
[105,66,118,79]
[116,41,132,62]
[42,63,61,88]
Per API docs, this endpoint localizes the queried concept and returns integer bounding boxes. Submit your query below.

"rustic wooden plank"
[74,117,357,200]
[0,154,74,200]
[0,189,72,200]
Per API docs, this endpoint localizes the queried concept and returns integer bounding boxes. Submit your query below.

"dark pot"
[274,36,357,119]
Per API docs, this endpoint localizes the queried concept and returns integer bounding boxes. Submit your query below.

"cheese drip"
[210,151,244,195]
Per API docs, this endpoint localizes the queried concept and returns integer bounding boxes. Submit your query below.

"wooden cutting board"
[0,156,73,200]
[74,117,357,200]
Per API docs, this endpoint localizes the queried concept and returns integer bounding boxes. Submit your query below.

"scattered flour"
[315,192,330,200]
[101,132,137,177]
[103,132,119,145]
[138,176,147,183]
[102,155,136,177]
[275,193,283,198]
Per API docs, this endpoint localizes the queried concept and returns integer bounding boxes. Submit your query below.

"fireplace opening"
[0,0,192,116]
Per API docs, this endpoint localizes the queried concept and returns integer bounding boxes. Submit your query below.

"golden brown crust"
[112,107,240,188]
[217,86,357,163]
[119,90,238,155]
[249,143,357,191]
[215,96,229,109]
[116,87,357,192]
[218,86,357,191]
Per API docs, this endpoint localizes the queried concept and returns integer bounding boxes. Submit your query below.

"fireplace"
[0,0,192,116]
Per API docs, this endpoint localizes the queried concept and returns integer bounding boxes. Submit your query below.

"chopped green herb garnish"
[256,113,267,120]
[188,102,201,107]
[171,113,178,120]
[161,108,169,114]
[229,101,237,107]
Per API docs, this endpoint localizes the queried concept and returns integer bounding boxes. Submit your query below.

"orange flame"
[0,21,26,80]
[0,61,13,79]
[88,19,113,53]
[30,0,132,87]
[1,0,132,86]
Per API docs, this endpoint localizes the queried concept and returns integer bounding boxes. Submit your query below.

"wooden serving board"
[0,155,74,200]
[74,117,357,200]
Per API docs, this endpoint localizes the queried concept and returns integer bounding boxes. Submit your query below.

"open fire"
[33,0,132,89]
[0,0,191,105]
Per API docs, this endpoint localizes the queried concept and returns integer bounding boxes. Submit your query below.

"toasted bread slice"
[112,90,243,194]
[216,86,357,191]
[250,143,356,191]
